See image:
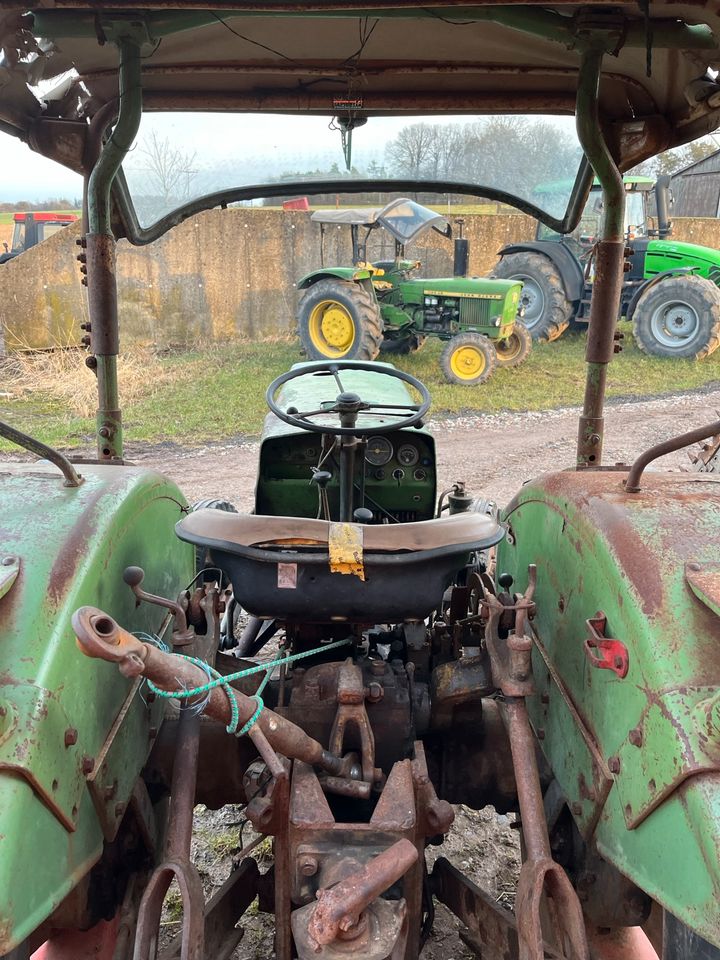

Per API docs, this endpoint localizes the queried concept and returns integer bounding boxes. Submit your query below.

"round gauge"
[365,436,393,466]
[397,443,420,467]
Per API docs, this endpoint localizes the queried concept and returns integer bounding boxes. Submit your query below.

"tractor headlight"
[494,317,502,326]
[424,296,438,306]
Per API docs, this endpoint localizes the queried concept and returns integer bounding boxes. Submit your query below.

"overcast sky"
[2,112,579,204]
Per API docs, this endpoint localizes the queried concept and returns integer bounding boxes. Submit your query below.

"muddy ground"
[127,385,720,959]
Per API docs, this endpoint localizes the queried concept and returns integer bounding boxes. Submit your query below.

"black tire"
[493,252,573,342]
[379,333,426,355]
[494,320,532,368]
[632,275,720,359]
[297,278,383,360]
[441,333,497,386]
[663,911,720,959]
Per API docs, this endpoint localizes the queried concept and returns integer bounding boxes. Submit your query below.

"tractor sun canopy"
[311,198,452,244]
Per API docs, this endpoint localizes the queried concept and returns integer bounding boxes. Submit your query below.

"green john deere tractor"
[296,197,530,385]
[494,176,720,357]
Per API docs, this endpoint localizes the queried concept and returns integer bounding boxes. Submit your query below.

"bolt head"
[608,756,621,774]
[299,855,318,877]
[81,755,95,775]
[628,727,643,747]
[64,727,78,747]
[1,556,16,566]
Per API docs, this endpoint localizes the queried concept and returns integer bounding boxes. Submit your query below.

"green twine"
[142,636,353,737]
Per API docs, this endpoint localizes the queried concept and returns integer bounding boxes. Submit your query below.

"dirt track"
[130,385,720,510]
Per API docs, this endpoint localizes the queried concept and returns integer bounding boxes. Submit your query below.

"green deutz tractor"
[494,176,720,357]
[4,5,720,960]
[297,198,530,385]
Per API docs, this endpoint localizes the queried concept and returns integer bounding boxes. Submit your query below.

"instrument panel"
[257,430,436,521]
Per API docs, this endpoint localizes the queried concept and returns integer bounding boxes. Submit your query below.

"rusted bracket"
[484,565,537,697]
[584,612,628,679]
[159,858,261,960]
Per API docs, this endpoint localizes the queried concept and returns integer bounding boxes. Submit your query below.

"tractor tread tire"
[297,278,383,361]
[441,332,497,386]
[494,320,532,368]
[633,274,720,360]
[493,252,573,343]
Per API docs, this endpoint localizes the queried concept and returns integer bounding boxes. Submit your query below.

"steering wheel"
[265,361,431,436]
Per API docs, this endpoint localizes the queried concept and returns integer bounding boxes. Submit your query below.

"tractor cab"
[177,360,502,625]
[0,212,79,264]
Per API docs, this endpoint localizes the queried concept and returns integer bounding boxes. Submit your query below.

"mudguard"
[0,462,193,952]
[497,468,720,946]
[497,240,585,302]
[297,266,375,289]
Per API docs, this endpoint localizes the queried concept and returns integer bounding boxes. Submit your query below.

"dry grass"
[0,343,181,417]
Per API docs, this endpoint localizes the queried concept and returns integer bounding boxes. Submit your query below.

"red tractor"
[0,211,79,264]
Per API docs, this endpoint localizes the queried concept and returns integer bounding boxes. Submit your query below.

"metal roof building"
[670,149,720,217]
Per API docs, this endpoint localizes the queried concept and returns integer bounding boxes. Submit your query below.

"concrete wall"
[0,208,534,352]
[667,216,720,248]
[2,209,719,353]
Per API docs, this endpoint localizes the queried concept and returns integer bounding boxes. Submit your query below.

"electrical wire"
[210,12,298,64]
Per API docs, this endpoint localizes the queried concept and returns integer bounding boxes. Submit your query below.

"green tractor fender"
[297,266,376,290]
[496,240,585,303]
[0,463,194,953]
[497,469,720,944]
[625,265,697,323]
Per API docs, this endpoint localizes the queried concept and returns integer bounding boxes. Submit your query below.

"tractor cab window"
[10,220,25,253]
[40,222,69,241]
[537,182,649,254]
[625,190,647,239]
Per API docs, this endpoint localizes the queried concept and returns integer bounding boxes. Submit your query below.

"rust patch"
[47,484,104,604]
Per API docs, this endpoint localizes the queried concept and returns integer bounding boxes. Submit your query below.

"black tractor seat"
[177,510,503,623]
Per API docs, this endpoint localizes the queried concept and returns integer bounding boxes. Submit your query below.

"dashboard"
[256,430,437,522]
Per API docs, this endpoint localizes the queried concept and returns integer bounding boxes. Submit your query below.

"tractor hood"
[647,238,720,273]
[416,277,521,297]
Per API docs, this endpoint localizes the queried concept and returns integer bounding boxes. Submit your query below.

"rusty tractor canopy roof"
[2,2,720,225]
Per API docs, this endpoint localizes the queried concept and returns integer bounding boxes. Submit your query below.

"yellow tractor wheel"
[494,320,532,367]
[441,333,497,386]
[297,278,383,360]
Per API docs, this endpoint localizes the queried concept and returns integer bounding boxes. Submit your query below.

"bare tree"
[385,123,440,178]
[138,131,197,208]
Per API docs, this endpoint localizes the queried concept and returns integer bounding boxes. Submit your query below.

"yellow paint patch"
[328,522,365,580]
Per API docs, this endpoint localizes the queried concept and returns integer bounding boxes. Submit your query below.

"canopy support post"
[85,33,144,461]
[574,45,626,469]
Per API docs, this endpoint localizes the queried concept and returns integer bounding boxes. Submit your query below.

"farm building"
[669,149,720,216]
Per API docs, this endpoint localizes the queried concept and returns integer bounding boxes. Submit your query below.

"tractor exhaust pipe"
[655,175,672,239]
[453,219,469,277]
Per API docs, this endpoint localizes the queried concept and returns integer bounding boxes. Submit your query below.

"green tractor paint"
[494,176,720,357]
[0,461,193,953]
[296,197,529,385]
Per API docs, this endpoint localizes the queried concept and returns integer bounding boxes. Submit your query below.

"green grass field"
[1,323,719,451]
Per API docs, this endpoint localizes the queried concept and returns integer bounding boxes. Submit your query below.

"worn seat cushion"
[177,509,502,554]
